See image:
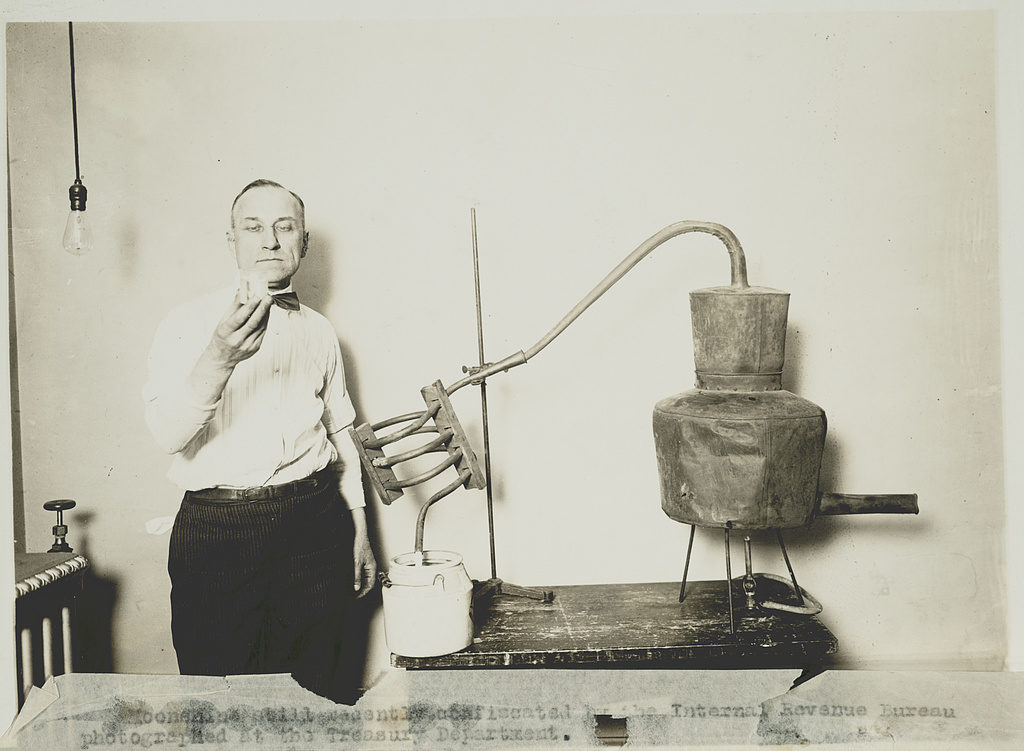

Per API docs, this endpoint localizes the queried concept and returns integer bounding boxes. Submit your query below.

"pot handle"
[433,573,446,592]
[817,492,919,516]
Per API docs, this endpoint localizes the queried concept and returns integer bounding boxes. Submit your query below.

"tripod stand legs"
[776,529,805,607]
[678,525,696,602]
[677,526,812,634]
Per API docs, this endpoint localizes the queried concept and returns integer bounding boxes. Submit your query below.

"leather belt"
[187,469,333,503]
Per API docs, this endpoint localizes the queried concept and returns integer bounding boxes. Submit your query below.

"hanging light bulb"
[63,179,91,255]
[62,22,91,256]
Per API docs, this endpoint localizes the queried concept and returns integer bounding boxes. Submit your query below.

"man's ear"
[301,231,309,258]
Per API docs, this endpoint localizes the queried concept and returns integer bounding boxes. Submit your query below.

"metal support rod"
[471,208,498,580]
[679,524,696,602]
[725,526,734,635]
[776,529,805,607]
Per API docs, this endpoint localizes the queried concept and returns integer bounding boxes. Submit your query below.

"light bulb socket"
[68,180,87,211]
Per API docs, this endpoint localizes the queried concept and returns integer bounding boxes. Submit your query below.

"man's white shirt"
[143,284,363,508]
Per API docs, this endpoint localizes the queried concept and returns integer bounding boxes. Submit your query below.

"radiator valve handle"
[43,499,77,553]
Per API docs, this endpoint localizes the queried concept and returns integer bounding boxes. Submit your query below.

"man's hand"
[351,507,377,598]
[182,295,273,421]
[207,295,272,368]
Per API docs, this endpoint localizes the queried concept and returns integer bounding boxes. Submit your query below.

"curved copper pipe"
[372,430,453,468]
[396,450,462,489]
[414,469,472,552]
[370,410,430,431]
[366,403,441,448]
[447,221,748,394]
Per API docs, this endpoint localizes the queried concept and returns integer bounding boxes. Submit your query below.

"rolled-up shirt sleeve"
[320,330,363,509]
[142,306,220,455]
[328,429,366,510]
[319,333,357,435]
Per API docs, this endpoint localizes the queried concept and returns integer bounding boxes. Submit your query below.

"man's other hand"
[352,509,378,598]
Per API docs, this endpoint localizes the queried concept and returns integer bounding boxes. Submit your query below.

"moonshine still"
[350,217,918,658]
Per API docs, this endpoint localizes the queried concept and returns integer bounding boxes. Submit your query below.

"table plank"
[393,580,837,669]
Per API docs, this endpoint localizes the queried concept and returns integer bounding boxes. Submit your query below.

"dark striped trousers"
[167,475,356,703]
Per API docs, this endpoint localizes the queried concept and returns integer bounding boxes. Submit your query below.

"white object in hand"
[239,270,270,303]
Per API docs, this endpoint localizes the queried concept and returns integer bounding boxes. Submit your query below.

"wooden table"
[392,579,837,671]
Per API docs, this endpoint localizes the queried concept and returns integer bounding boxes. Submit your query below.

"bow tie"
[270,291,300,312]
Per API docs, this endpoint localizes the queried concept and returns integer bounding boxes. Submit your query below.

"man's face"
[228,185,308,290]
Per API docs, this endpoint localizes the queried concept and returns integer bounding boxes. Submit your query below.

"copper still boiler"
[649,228,917,630]
[655,281,917,530]
[655,283,824,530]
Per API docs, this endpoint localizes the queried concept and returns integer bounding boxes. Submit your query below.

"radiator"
[14,553,89,707]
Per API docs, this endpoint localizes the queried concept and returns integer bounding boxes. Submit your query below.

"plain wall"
[1,26,18,727]
[5,11,1004,684]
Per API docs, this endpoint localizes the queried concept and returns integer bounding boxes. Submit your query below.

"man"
[143,179,376,703]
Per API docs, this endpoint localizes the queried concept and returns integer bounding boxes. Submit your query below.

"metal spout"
[817,492,919,516]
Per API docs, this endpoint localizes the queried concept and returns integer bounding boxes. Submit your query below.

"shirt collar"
[232,275,294,296]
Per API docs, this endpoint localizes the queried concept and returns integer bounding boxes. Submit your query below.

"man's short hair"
[230,179,306,229]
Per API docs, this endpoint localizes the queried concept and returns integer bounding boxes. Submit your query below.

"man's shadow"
[298,230,382,700]
[67,509,119,673]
